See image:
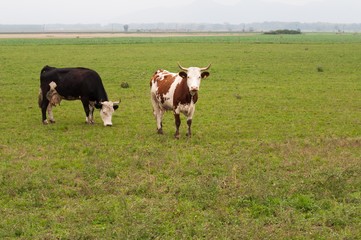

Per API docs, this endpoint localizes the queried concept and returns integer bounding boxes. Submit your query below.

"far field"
[0,33,360,239]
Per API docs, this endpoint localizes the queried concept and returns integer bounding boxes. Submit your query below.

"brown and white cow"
[150,63,211,138]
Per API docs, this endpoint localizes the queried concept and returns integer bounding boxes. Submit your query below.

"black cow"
[38,65,119,126]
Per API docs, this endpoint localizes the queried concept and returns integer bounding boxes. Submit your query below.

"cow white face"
[179,67,210,95]
[100,101,119,126]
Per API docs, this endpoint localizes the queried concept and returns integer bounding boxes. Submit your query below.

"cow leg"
[41,106,48,124]
[81,99,92,124]
[40,97,50,124]
[155,110,164,134]
[47,104,55,123]
[186,104,196,138]
[88,102,95,124]
[186,119,192,137]
[152,99,164,134]
[174,114,181,139]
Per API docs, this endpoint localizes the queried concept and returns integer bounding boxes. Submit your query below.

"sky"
[0,0,360,24]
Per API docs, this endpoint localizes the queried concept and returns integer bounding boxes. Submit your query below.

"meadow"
[0,33,360,239]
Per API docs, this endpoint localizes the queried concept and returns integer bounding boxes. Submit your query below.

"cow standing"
[38,66,119,126]
[150,63,211,138]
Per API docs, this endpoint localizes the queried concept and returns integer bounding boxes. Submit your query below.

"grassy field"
[0,33,361,239]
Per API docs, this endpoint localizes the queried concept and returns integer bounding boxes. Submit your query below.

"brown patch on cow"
[173,75,198,108]
[150,69,165,87]
[151,70,176,104]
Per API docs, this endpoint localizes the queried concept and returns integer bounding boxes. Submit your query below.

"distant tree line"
[1,22,361,33]
[264,29,301,35]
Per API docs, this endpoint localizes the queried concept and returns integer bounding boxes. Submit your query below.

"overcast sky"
[0,0,360,24]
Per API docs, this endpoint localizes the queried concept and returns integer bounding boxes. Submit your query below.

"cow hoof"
[49,120,55,124]
[42,120,49,125]
[174,134,180,139]
[157,129,164,134]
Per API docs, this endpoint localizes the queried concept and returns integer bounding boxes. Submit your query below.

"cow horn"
[177,62,188,71]
[200,64,211,71]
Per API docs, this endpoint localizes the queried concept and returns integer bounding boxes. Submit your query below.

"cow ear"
[113,100,120,110]
[201,72,210,79]
[179,71,187,78]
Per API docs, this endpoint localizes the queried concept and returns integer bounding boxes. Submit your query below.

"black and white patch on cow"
[38,66,120,126]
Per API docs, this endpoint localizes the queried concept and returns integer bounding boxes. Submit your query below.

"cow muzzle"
[190,86,199,95]
[102,118,113,127]
[100,112,113,127]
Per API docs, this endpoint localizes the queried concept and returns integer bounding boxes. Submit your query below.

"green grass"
[0,33,361,239]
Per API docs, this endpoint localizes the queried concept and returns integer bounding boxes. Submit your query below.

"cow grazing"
[150,63,211,138]
[38,66,119,126]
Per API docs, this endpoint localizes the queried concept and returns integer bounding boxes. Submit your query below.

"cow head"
[178,63,211,95]
[99,101,120,126]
